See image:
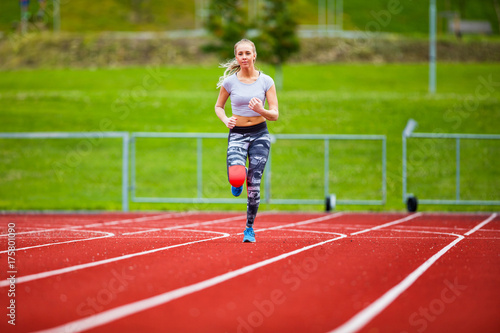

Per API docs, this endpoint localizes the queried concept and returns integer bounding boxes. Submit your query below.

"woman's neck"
[238,67,258,78]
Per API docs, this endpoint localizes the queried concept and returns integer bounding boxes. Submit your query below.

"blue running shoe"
[231,185,243,197]
[243,227,255,243]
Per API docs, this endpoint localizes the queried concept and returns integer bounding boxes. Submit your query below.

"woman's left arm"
[248,85,279,121]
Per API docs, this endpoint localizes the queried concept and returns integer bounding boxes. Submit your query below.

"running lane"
[360,214,500,333]
[0,213,339,332]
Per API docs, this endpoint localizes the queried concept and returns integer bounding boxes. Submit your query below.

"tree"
[204,0,249,59]
[205,0,300,90]
[255,0,300,90]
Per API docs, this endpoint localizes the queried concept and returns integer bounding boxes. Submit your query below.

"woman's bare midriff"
[234,115,266,127]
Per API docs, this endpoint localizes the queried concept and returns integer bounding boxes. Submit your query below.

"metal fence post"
[324,138,330,198]
[402,119,418,204]
[122,133,130,212]
[429,0,437,94]
[197,137,203,199]
[130,136,136,202]
[265,142,272,204]
[53,0,61,32]
[456,137,460,201]
[402,134,407,203]
[382,137,387,205]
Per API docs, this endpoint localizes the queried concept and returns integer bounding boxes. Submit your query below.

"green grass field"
[1,63,499,212]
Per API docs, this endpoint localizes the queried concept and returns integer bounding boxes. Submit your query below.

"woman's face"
[235,43,255,69]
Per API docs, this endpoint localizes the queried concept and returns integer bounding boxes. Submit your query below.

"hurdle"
[130,132,387,211]
[402,119,500,212]
[0,132,130,211]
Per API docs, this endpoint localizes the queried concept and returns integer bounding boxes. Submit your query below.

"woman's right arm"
[215,86,237,129]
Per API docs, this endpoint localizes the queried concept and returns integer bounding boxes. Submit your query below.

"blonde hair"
[217,39,258,88]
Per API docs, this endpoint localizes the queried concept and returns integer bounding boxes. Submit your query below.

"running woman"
[214,39,279,243]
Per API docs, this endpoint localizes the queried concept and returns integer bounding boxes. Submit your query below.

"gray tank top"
[222,72,275,117]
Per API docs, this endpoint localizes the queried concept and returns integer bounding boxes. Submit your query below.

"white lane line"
[127,213,341,236]
[176,229,230,236]
[329,213,497,333]
[0,212,188,237]
[233,213,345,235]
[121,215,246,236]
[330,232,464,333]
[464,213,497,236]
[34,233,348,333]
[350,213,422,236]
[465,236,500,240]
[286,213,344,227]
[394,225,500,233]
[121,228,161,236]
[0,217,241,288]
[286,228,344,236]
[0,230,115,253]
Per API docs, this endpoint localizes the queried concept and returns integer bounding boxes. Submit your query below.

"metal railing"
[131,133,387,209]
[0,132,130,211]
[0,131,386,211]
[402,119,500,209]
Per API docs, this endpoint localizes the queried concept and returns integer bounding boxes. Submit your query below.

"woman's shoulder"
[260,72,273,81]
[222,73,237,90]
[223,73,237,83]
[259,72,274,90]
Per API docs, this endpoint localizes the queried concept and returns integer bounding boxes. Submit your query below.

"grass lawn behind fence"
[1,63,499,211]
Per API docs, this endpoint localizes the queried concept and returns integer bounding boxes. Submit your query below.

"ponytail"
[217,58,240,89]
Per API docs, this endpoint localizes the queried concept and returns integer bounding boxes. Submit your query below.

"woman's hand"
[248,97,265,114]
[248,95,279,121]
[225,116,238,129]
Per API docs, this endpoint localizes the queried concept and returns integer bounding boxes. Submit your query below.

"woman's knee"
[228,165,246,187]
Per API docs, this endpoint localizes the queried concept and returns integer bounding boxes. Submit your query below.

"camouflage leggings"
[227,122,271,228]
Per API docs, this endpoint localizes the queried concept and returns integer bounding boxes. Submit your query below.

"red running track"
[0,212,499,333]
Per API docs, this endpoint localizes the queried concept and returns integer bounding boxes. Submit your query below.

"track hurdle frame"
[130,132,387,211]
[0,132,130,212]
[402,119,500,211]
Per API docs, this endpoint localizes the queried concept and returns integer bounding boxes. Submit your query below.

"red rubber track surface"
[0,212,499,333]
